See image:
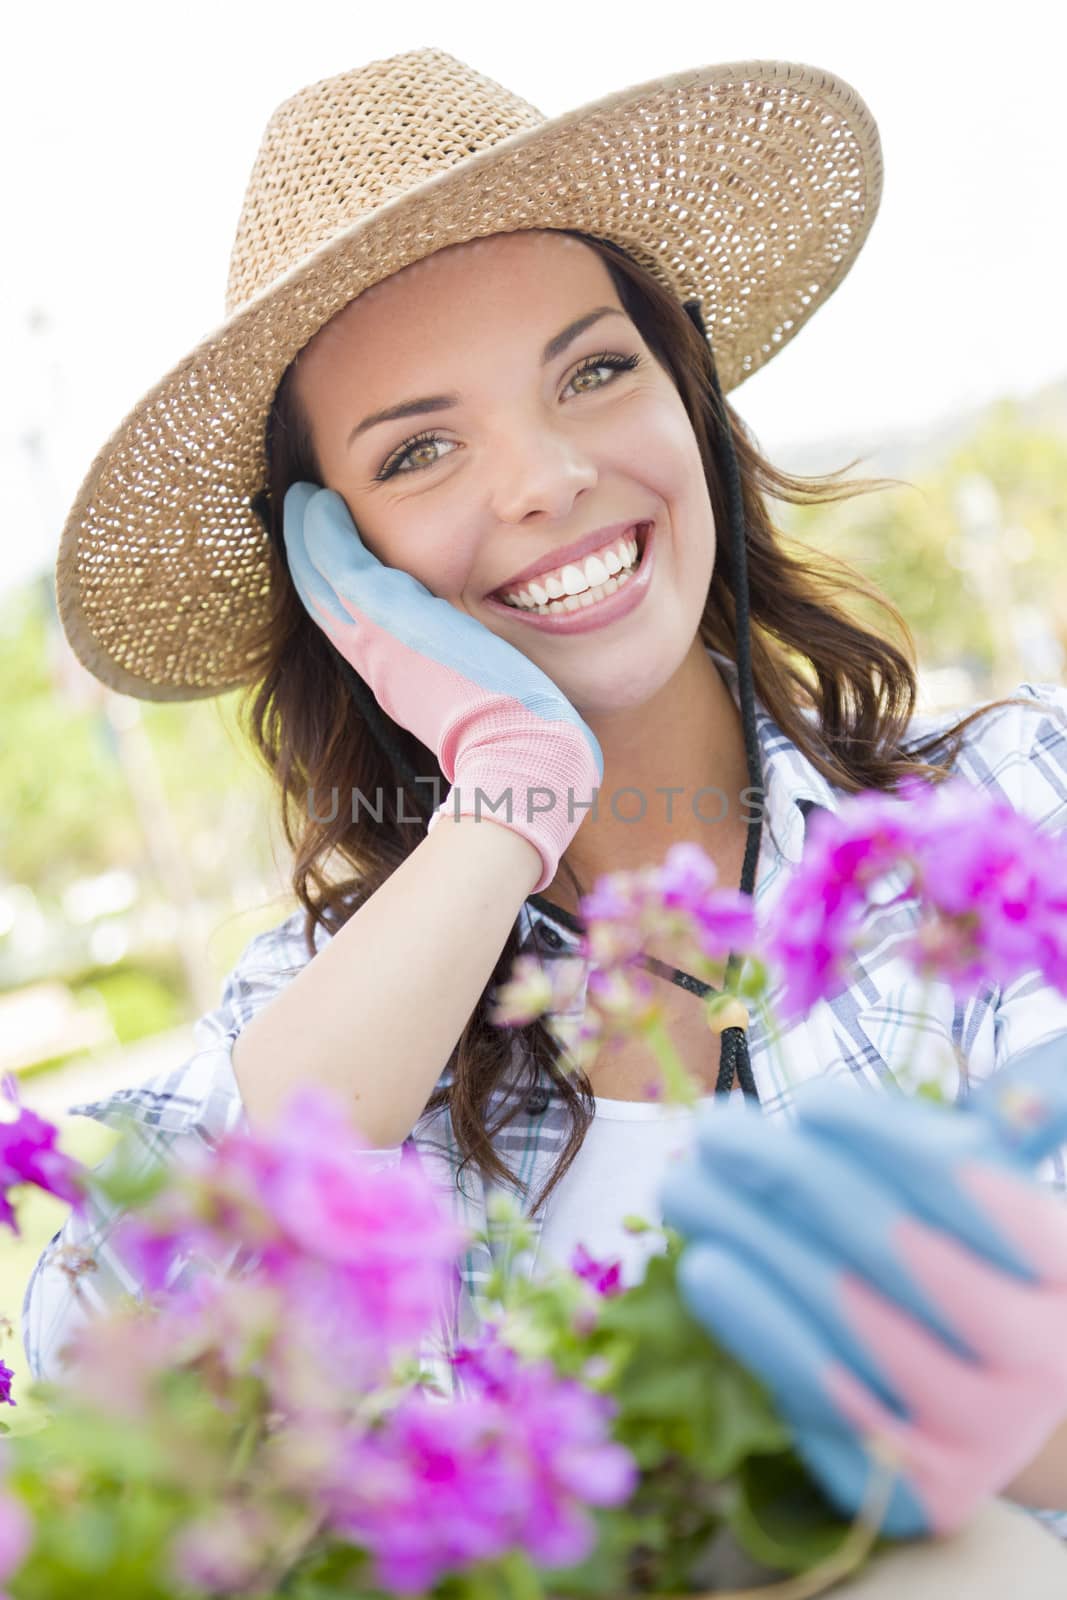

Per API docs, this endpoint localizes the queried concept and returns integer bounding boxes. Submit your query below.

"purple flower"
[690,893,758,962]
[448,1327,523,1398]
[323,1394,528,1590]
[579,847,757,985]
[763,779,1067,1019]
[580,873,654,969]
[325,1330,637,1592]
[0,1363,13,1409]
[0,1079,86,1236]
[657,842,721,904]
[568,1241,624,1297]
[657,843,758,958]
[106,1084,469,1392]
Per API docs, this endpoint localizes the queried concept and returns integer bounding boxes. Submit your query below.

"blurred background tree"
[774,391,1067,699]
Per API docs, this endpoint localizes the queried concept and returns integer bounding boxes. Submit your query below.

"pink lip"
[483,522,656,635]
[488,518,653,597]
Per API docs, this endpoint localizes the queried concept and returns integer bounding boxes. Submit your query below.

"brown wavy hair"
[238,228,1030,1214]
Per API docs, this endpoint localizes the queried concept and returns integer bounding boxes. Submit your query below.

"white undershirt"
[532,1094,720,1289]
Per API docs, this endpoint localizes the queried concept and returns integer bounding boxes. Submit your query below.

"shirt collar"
[706,647,840,867]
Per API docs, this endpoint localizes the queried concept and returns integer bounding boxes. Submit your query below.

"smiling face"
[292,228,717,719]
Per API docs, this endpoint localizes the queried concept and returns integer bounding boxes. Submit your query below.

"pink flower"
[488,954,555,1026]
[0,1491,31,1591]
[657,843,758,958]
[580,873,655,969]
[168,1500,275,1594]
[59,1302,184,1423]
[568,1241,624,1297]
[325,1330,637,1592]
[763,779,1067,1019]
[690,893,758,962]
[657,842,721,903]
[107,1085,469,1392]
[323,1393,527,1590]
[0,1078,86,1235]
[579,847,757,980]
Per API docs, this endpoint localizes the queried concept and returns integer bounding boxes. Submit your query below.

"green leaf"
[596,1249,790,1478]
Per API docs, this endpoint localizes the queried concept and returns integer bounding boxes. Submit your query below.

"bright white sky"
[3,1,1064,598]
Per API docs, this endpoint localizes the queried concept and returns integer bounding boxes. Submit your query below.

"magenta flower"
[763,779,1067,1020]
[580,846,757,978]
[325,1330,637,1592]
[0,1077,86,1235]
[107,1084,468,1395]
[580,872,656,969]
[569,1241,624,1297]
[326,1392,527,1591]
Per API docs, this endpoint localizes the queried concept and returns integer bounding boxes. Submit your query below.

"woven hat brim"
[56,57,882,702]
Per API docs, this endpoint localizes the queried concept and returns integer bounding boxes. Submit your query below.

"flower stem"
[497,1547,548,1600]
[225,1409,261,1485]
[641,1009,701,1108]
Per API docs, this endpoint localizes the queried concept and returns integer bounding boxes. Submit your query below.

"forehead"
[307,230,617,361]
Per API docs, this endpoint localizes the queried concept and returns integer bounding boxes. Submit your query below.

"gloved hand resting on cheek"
[282,482,603,893]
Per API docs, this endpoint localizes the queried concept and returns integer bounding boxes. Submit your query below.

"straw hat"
[54,46,882,703]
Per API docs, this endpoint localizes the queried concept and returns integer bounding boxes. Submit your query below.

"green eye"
[374,351,642,482]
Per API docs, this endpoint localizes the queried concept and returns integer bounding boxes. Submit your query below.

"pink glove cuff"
[428,749,601,895]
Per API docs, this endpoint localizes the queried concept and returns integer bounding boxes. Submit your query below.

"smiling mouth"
[492,522,652,614]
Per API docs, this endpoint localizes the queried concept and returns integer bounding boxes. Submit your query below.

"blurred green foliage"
[73,966,185,1046]
[774,397,1067,690]
[0,586,280,897]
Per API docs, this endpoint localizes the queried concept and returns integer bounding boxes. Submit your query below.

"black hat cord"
[264,298,764,1103]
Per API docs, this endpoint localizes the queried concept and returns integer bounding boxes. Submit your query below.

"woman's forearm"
[232,814,541,1147]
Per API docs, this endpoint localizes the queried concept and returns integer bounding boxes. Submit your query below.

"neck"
[540,642,753,914]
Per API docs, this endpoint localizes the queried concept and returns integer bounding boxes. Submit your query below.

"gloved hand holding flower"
[659,1034,1067,1539]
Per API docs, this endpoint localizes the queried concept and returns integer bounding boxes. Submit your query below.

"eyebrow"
[345,306,629,449]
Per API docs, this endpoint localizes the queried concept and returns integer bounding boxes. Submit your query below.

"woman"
[25,47,1067,1567]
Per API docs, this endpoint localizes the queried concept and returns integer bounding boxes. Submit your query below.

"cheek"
[347,506,468,596]
[617,391,706,493]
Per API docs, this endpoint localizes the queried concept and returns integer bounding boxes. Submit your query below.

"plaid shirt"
[22,658,1067,1529]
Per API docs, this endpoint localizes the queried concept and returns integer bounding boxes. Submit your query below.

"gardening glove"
[659,1033,1067,1539]
[283,483,603,893]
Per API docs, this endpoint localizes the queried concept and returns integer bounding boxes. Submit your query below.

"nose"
[488,418,600,529]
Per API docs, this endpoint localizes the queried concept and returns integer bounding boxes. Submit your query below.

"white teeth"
[522,566,634,615]
[499,527,645,610]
